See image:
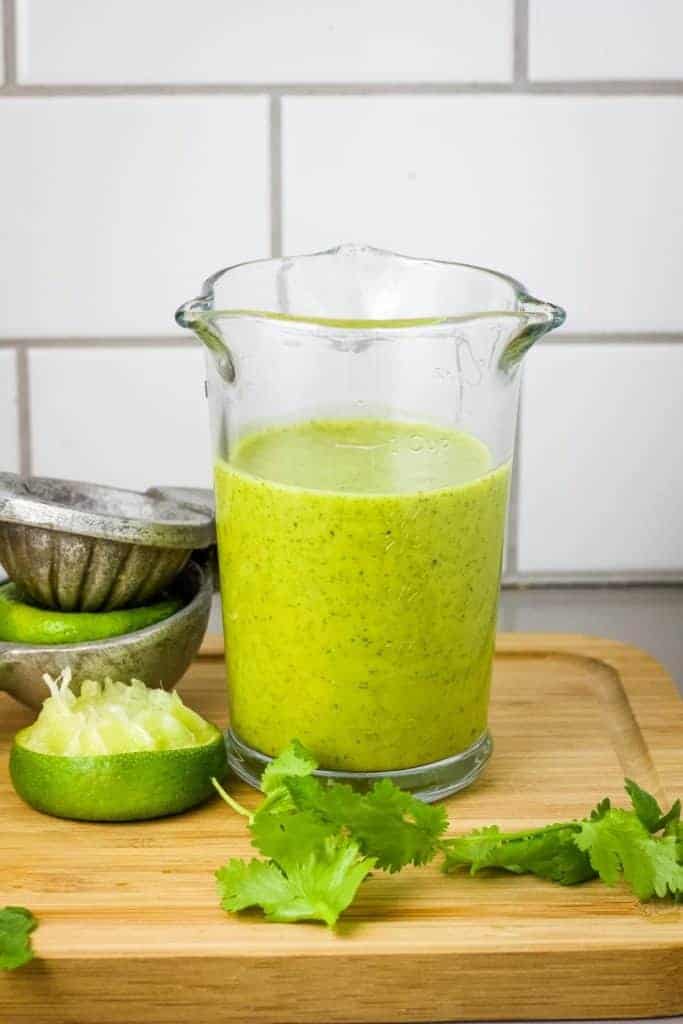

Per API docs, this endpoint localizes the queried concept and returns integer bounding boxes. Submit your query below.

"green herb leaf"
[0,906,37,971]
[657,799,682,834]
[260,740,317,796]
[216,837,375,926]
[589,797,612,821]
[442,823,595,885]
[285,775,447,872]
[624,779,681,834]
[216,858,295,913]
[250,809,338,867]
[669,820,683,902]
[624,779,664,831]
[671,818,683,857]
[575,808,683,900]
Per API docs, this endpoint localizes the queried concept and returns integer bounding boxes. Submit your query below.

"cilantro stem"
[259,787,291,815]
[211,777,253,822]
[440,821,580,849]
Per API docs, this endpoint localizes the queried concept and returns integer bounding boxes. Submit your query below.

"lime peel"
[10,671,227,821]
[0,581,181,645]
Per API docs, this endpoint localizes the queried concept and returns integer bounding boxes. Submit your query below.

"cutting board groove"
[1,633,681,1023]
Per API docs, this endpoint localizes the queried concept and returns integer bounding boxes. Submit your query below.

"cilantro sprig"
[214,746,682,926]
[443,822,595,885]
[443,778,683,902]
[283,775,447,872]
[0,906,37,971]
[213,741,447,926]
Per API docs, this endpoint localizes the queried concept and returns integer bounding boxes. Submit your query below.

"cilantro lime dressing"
[215,419,509,772]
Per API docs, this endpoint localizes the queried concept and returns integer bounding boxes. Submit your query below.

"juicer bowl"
[0,521,193,612]
[0,560,212,709]
[0,473,215,611]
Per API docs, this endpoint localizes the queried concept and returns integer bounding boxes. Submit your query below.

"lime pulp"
[10,672,227,821]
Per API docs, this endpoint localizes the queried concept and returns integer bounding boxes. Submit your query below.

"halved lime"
[10,672,227,821]
[0,582,182,645]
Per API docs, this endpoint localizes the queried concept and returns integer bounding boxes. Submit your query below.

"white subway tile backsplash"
[283,96,683,333]
[0,97,269,338]
[29,346,212,490]
[0,351,20,473]
[529,0,683,81]
[5,1,683,584]
[17,0,513,85]
[518,344,683,573]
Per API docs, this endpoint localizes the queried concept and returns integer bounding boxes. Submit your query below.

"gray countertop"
[498,584,683,694]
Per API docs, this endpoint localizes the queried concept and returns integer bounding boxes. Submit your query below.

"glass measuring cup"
[176,245,565,800]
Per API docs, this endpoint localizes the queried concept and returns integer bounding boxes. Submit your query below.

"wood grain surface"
[1,634,681,1023]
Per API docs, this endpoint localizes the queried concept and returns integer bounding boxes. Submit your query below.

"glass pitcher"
[176,244,564,801]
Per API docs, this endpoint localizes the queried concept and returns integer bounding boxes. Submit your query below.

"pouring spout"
[175,297,235,383]
[500,294,566,372]
[520,296,566,331]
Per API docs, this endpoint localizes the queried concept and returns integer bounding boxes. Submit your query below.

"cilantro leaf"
[575,808,683,900]
[284,775,447,872]
[657,799,682,833]
[216,837,375,926]
[250,809,338,867]
[261,740,317,796]
[624,779,664,831]
[0,906,37,971]
[590,797,611,821]
[671,819,683,858]
[669,821,683,902]
[443,823,595,885]
[217,858,293,914]
[624,779,681,834]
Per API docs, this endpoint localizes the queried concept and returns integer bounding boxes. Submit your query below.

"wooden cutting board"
[1,634,682,1024]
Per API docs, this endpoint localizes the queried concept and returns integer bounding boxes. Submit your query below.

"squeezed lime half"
[10,672,227,821]
[0,582,182,645]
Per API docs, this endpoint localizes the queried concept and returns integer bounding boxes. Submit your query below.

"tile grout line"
[14,344,31,475]
[513,0,529,87]
[2,81,683,97]
[526,79,683,95]
[2,332,683,350]
[541,331,683,344]
[0,336,196,348]
[2,0,16,83]
[503,573,683,588]
[269,95,283,258]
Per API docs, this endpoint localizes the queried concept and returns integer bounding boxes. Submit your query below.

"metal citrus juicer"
[0,474,216,708]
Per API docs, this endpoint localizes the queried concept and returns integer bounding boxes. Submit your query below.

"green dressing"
[215,419,509,772]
